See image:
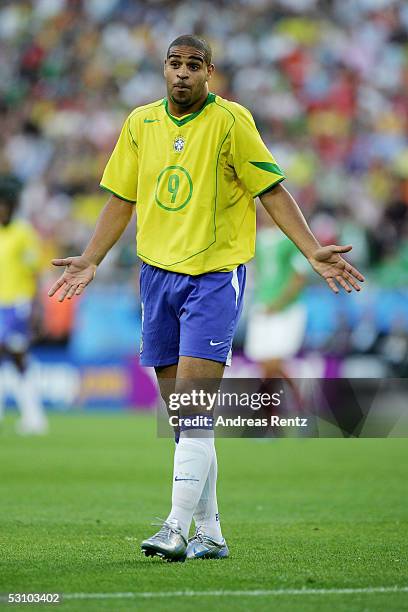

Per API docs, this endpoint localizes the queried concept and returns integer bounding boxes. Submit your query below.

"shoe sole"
[141,545,186,563]
[187,547,229,560]
[188,554,229,560]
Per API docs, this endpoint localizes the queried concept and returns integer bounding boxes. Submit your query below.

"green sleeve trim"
[250,161,285,175]
[100,184,136,204]
[127,121,138,149]
[253,176,285,198]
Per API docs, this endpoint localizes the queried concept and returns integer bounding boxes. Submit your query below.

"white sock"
[193,446,223,542]
[15,369,48,432]
[166,433,214,540]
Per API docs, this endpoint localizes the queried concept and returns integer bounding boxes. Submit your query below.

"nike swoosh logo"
[193,549,209,558]
[210,340,224,346]
[144,118,160,123]
[174,476,199,482]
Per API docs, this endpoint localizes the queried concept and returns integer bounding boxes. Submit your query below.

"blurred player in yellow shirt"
[0,175,48,434]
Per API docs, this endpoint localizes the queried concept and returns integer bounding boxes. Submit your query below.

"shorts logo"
[210,340,223,346]
[173,136,185,153]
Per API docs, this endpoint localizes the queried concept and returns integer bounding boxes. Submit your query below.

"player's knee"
[10,351,27,373]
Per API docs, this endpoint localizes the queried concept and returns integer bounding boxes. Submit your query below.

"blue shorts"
[0,302,32,353]
[139,263,246,367]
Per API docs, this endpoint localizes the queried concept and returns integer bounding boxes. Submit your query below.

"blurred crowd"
[0,0,407,348]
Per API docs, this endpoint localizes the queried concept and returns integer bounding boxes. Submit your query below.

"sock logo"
[215,513,219,522]
[175,476,199,482]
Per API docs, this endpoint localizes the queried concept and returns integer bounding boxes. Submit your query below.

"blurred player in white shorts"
[245,222,308,379]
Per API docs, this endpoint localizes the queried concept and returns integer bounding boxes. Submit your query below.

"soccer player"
[48,35,364,562]
[245,219,308,379]
[0,175,48,435]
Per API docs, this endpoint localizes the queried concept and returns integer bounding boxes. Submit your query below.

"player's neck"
[167,89,209,118]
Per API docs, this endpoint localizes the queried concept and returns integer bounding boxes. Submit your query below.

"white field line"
[62,586,408,600]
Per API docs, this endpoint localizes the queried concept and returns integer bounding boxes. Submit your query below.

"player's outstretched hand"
[48,256,97,302]
[308,245,365,294]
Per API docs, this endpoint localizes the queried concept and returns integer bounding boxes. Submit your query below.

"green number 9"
[168,173,180,203]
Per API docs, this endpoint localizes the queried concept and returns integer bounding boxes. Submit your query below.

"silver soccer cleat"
[186,528,229,560]
[141,518,187,562]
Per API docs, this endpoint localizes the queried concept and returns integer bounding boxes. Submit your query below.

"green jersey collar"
[164,93,216,127]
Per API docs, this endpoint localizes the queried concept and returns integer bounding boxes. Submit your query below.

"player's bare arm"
[266,272,306,313]
[48,195,134,302]
[260,184,365,294]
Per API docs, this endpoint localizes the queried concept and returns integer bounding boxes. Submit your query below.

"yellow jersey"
[0,220,40,305]
[100,93,285,275]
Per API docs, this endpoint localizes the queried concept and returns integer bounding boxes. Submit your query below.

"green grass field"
[0,412,407,612]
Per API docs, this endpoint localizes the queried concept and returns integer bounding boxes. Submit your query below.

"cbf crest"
[173,136,185,153]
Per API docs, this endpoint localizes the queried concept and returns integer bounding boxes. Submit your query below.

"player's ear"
[163,58,167,77]
[207,63,215,81]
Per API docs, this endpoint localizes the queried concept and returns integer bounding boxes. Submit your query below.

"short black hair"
[0,174,22,208]
[167,34,212,65]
